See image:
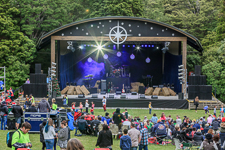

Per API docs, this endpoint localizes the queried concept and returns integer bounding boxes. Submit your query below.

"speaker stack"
[188,65,212,100]
[23,64,47,97]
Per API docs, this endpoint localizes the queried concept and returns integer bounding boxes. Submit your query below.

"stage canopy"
[37,16,203,93]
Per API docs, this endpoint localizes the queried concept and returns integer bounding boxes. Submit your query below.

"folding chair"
[109,124,119,139]
[182,142,192,150]
[174,138,182,150]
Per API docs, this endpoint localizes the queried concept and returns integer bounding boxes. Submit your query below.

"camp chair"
[182,142,192,150]
[109,124,119,137]
[155,125,168,145]
[121,125,129,131]
[174,138,182,150]
[98,124,103,132]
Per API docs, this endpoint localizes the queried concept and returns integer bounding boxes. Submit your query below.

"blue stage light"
[88,57,92,62]
[146,57,151,63]
[84,45,86,47]
[117,52,122,57]
[88,45,89,47]
[148,45,151,47]
[128,45,130,47]
[103,54,108,59]
[133,45,135,47]
[152,45,154,47]
[123,45,125,48]
[145,45,147,47]
[130,54,135,60]
[141,45,144,47]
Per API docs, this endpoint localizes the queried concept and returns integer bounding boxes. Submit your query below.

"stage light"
[87,57,92,62]
[103,54,108,59]
[148,45,151,47]
[130,54,135,60]
[91,45,93,47]
[145,45,147,47]
[146,57,151,63]
[84,45,86,47]
[67,46,70,49]
[117,51,122,57]
[103,45,106,47]
[88,45,90,47]
[157,47,159,49]
[136,46,140,50]
[141,45,144,47]
[152,45,154,47]
[97,45,102,51]
[123,45,125,48]
[133,45,135,47]
[79,45,84,49]
[113,45,116,47]
[128,45,130,47]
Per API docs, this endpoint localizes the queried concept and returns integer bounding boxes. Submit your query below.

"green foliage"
[216,0,225,41]
[0,0,36,90]
[187,54,201,72]
[86,0,144,18]
[164,0,221,40]
[202,41,225,101]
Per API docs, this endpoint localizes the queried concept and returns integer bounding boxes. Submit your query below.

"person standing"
[102,96,107,112]
[12,101,23,130]
[29,94,35,104]
[194,96,199,113]
[139,122,149,150]
[149,102,152,114]
[0,101,8,130]
[43,118,56,150]
[214,106,217,117]
[27,103,38,112]
[120,129,131,150]
[128,123,140,150]
[62,94,68,106]
[221,105,224,117]
[38,98,51,113]
[11,122,32,150]
[96,124,113,150]
[79,102,83,112]
[40,121,47,150]
[57,120,68,150]
[85,100,89,113]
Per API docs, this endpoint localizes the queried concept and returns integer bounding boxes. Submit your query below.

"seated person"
[76,115,88,134]
[91,116,101,136]
[204,123,211,134]
[122,118,131,129]
[101,112,112,125]
[152,119,166,136]
[180,127,192,142]
[172,126,181,139]
[27,103,37,112]
[193,129,203,146]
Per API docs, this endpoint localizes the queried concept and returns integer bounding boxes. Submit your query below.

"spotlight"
[123,45,125,48]
[133,45,135,48]
[157,47,159,49]
[152,45,154,47]
[103,54,108,59]
[148,45,151,47]
[141,45,144,47]
[128,45,130,47]
[145,45,147,47]
[79,45,84,49]
[146,57,151,63]
[136,46,140,50]
[117,51,122,57]
[97,45,102,51]
[130,54,135,60]
[84,45,86,47]
[87,57,92,62]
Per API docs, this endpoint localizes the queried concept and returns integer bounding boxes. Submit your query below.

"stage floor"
[56,93,188,109]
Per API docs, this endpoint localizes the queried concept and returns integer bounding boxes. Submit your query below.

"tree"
[164,0,221,40]
[0,0,36,90]
[216,0,225,41]
[86,0,144,18]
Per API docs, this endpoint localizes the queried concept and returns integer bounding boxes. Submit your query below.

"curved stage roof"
[38,16,203,52]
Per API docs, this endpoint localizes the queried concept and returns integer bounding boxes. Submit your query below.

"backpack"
[6,130,21,148]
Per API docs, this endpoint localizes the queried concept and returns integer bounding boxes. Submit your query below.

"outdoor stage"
[56,94,188,109]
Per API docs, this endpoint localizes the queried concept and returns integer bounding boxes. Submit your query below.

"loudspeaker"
[120,94,126,99]
[178,93,184,99]
[78,94,84,98]
[138,86,145,94]
[101,91,106,95]
[109,95,114,98]
[131,92,137,95]
[101,80,106,92]
[23,83,47,97]
[140,94,145,99]
[35,63,42,74]
[195,65,201,76]
[116,91,122,95]
[151,95,158,99]
[200,75,206,85]
[92,95,98,98]
[30,74,46,83]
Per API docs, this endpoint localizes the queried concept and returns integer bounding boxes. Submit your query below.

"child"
[220,105,224,117]
[90,107,94,115]
[52,98,58,110]
[102,96,107,112]
[85,99,89,113]
[79,102,83,112]
[149,102,152,114]
[71,102,76,112]
[120,129,131,150]
[57,120,68,150]
[125,109,128,119]
[214,106,217,117]
[204,105,209,114]
[91,101,95,109]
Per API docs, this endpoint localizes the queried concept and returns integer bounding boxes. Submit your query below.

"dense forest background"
[0,0,225,100]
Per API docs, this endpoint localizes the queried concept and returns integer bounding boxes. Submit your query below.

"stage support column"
[182,39,187,97]
[51,37,55,63]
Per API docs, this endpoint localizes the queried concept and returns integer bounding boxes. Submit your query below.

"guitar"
[122,84,125,93]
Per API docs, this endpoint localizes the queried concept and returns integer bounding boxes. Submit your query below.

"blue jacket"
[120,135,131,150]
[151,116,158,124]
[193,123,200,130]
[152,122,166,135]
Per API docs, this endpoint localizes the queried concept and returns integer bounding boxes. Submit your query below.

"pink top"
[79,104,83,109]
[207,116,212,124]
[160,116,166,120]
[92,104,95,108]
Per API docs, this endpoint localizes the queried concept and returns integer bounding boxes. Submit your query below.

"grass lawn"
[0,108,217,150]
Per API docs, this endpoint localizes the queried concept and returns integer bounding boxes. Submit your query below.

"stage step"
[188,96,225,110]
